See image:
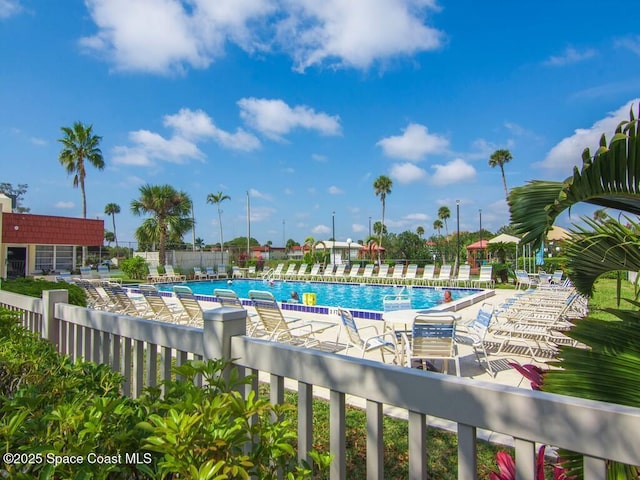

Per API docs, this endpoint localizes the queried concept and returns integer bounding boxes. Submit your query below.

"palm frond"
[563,217,640,296]
[508,106,640,249]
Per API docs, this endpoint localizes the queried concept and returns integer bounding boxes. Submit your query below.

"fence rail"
[1,289,639,480]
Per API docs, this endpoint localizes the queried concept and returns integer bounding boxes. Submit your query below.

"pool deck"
[190,287,545,387]
[162,287,555,445]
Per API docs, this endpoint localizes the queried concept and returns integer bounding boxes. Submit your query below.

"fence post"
[42,289,68,348]
[202,307,247,374]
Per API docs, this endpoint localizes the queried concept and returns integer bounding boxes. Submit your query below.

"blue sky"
[1,1,640,248]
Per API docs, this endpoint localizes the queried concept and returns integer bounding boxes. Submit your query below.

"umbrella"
[488,233,521,244]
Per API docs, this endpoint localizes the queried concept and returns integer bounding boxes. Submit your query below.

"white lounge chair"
[403,264,418,284]
[433,265,452,286]
[249,290,337,347]
[193,267,208,280]
[419,265,436,286]
[173,285,204,326]
[473,265,494,288]
[337,308,398,363]
[456,303,494,375]
[453,265,471,287]
[401,314,460,376]
[391,264,405,284]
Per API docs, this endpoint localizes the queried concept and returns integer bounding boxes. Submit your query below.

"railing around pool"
[1,288,639,479]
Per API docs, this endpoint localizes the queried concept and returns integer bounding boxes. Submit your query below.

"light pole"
[347,237,352,267]
[368,216,372,238]
[332,211,336,264]
[479,208,482,266]
[456,200,460,270]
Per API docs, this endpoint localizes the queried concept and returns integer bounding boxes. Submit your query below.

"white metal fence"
[1,288,639,480]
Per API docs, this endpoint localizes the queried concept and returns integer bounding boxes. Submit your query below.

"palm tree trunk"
[501,165,508,198]
[378,202,385,265]
[80,182,88,266]
[112,215,119,249]
[218,207,224,260]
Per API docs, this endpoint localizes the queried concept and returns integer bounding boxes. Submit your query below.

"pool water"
[156,279,480,313]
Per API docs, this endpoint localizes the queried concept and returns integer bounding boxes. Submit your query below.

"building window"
[55,246,74,272]
[35,246,54,272]
[35,245,74,273]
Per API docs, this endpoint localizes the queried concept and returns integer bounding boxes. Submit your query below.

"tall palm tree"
[131,184,193,267]
[433,219,444,262]
[104,203,121,249]
[437,206,450,234]
[58,121,104,265]
[437,206,451,262]
[206,192,231,251]
[489,149,513,199]
[373,175,392,264]
[416,226,424,238]
[433,219,443,237]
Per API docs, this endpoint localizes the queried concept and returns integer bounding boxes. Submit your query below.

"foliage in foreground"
[0,308,328,479]
[508,105,640,479]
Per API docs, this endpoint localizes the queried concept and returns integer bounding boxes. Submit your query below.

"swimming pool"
[156,278,483,315]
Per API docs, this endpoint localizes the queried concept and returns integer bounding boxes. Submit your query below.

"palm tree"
[416,226,424,238]
[437,206,451,262]
[104,203,121,249]
[58,121,104,265]
[131,184,193,267]
[593,208,608,221]
[433,219,443,237]
[373,175,392,264]
[104,230,115,246]
[508,106,640,478]
[437,206,450,236]
[489,149,513,199]
[206,192,231,252]
[433,219,444,262]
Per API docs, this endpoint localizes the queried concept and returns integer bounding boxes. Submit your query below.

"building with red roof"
[0,194,104,278]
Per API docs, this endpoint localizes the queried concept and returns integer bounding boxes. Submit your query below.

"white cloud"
[29,137,47,146]
[80,0,441,74]
[247,205,276,222]
[238,98,341,139]
[615,35,640,57]
[404,213,429,221]
[328,186,343,195]
[312,153,327,162]
[390,162,428,184]
[538,98,640,172]
[0,0,22,18]
[543,46,597,66]
[312,224,331,235]
[113,108,260,166]
[277,0,442,71]
[352,223,366,233]
[249,188,273,201]
[80,0,274,74]
[429,158,476,185]
[55,201,75,209]
[377,123,449,161]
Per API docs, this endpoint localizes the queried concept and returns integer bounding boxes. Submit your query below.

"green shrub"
[119,255,149,280]
[1,277,86,307]
[0,315,329,479]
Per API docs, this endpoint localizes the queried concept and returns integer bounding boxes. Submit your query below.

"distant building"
[0,194,104,278]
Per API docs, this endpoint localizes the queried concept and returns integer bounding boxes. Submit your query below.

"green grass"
[262,388,509,479]
[588,276,638,320]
